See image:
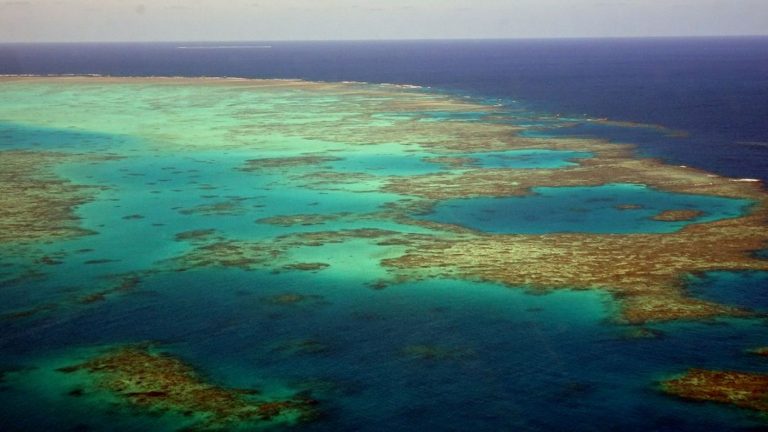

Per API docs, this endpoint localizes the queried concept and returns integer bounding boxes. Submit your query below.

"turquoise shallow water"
[422,183,753,234]
[1,81,767,431]
[326,149,593,176]
[464,149,592,169]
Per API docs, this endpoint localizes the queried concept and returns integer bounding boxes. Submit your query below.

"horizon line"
[2,34,768,45]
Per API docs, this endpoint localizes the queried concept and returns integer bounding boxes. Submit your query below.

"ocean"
[0,38,767,431]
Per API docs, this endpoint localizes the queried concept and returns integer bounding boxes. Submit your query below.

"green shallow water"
[0,79,767,432]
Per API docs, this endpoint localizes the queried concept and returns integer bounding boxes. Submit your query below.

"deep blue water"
[2,37,767,180]
[687,272,768,312]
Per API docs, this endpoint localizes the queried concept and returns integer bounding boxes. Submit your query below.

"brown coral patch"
[423,156,479,169]
[178,200,246,216]
[384,153,767,202]
[256,213,353,227]
[616,204,644,210]
[282,262,330,272]
[171,240,277,270]
[174,229,218,241]
[0,150,105,244]
[58,346,318,428]
[240,155,341,172]
[661,369,768,413]
[291,171,379,190]
[652,209,705,222]
[121,214,145,220]
[78,292,107,304]
[76,274,143,305]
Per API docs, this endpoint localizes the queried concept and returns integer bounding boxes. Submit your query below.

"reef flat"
[382,211,768,324]
[169,217,768,323]
[2,77,762,320]
[383,144,767,201]
[1,76,768,429]
[57,345,317,429]
[0,150,105,244]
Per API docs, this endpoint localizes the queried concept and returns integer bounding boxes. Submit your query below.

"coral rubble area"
[1,76,768,425]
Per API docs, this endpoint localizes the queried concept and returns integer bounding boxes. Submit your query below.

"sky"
[1,0,767,43]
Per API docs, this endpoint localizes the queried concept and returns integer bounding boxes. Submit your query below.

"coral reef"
[240,155,341,172]
[262,293,326,306]
[174,229,218,241]
[383,151,767,202]
[422,156,479,169]
[651,209,705,222]
[5,77,766,334]
[282,262,330,271]
[76,274,142,305]
[57,346,318,428]
[168,215,768,323]
[256,213,353,227]
[616,204,644,210]
[178,200,247,216]
[0,150,105,244]
[170,240,277,270]
[381,212,768,323]
[168,228,404,272]
[662,369,768,413]
[401,344,476,361]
